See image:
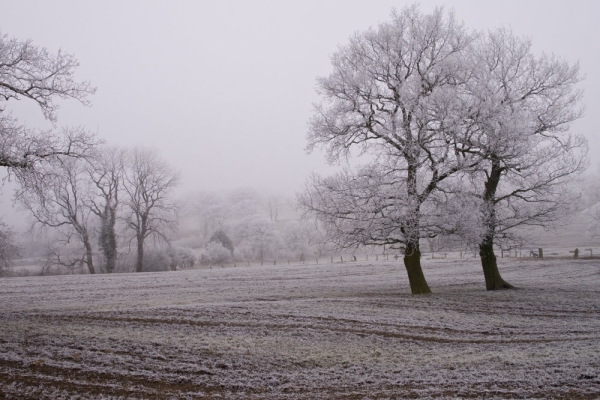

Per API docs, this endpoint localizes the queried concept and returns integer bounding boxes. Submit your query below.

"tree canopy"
[0,31,97,169]
[302,6,586,293]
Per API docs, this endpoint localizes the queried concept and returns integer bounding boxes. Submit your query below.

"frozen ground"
[0,258,599,399]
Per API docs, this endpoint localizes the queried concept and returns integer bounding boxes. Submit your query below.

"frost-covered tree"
[122,147,180,272]
[263,195,281,223]
[282,219,327,260]
[193,192,229,240]
[304,6,476,294]
[0,31,97,169]
[234,217,279,263]
[168,246,196,270]
[210,230,234,255]
[86,146,125,273]
[200,241,233,266]
[454,28,587,290]
[0,221,20,276]
[228,188,262,221]
[16,156,97,274]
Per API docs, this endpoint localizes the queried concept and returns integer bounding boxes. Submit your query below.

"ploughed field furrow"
[1,259,599,398]
[3,292,598,346]
[2,306,600,398]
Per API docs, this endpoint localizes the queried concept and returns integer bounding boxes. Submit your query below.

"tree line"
[14,146,180,274]
[0,30,180,274]
[177,189,328,266]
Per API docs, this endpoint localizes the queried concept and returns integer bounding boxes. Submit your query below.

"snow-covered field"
[1,258,599,399]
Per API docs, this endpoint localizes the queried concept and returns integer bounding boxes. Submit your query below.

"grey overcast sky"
[1,0,599,200]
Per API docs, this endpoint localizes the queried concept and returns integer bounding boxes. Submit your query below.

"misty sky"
[1,0,599,224]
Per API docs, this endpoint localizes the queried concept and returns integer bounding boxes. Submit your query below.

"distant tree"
[263,195,280,223]
[193,192,229,240]
[122,147,180,272]
[200,241,232,266]
[16,156,97,274]
[210,230,234,255]
[0,221,20,276]
[454,28,587,290]
[303,6,476,294]
[227,188,262,221]
[0,31,97,169]
[87,146,125,273]
[282,219,327,259]
[234,217,279,263]
[168,246,196,270]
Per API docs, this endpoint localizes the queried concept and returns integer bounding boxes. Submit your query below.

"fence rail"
[199,246,599,270]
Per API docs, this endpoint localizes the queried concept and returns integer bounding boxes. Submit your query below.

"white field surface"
[1,258,599,399]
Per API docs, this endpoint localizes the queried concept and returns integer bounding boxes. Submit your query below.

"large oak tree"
[304,6,476,294]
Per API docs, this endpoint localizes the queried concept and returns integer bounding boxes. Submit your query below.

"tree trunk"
[100,206,117,273]
[105,234,117,273]
[136,235,144,273]
[403,157,431,294]
[83,234,95,275]
[403,241,431,294]
[105,244,117,273]
[479,240,513,290]
[479,158,513,290]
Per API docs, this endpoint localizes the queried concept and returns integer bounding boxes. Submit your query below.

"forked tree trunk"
[479,158,514,290]
[404,241,431,294]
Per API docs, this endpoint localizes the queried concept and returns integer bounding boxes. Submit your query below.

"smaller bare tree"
[15,155,97,274]
[86,146,125,273]
[122,147,180,272]
[0,221,20,276]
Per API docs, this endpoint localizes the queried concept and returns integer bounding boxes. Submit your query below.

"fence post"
[340,256,343,263]
[538,248,543,258]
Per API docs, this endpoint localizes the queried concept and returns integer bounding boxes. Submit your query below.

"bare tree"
[282,219,327,259]
[192,191,229,240]
[0,31,97,169]
[263,196,280,223]
[122,147,180,273]
[454,28,587,290]
[0,221,20,276]
[234,216,279,264]
[86,146,125,273]
[304,6,477,294]
[15,156,97,274]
